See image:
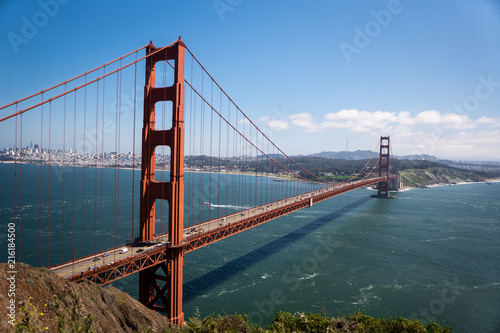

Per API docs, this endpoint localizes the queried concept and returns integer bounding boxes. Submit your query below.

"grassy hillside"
[399,167,488,188]
[290,156,499,187]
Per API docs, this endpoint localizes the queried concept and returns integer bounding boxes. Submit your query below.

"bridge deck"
[50,176,396,284]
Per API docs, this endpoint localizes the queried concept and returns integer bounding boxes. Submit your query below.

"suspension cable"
[0,42,176,122]
[0,45,147,111]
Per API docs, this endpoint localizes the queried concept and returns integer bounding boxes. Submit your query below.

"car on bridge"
[119,248,128,254]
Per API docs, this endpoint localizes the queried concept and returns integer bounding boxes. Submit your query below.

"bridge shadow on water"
[183,196,372,303]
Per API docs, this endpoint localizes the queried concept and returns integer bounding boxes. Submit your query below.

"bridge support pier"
[139,38,186,325]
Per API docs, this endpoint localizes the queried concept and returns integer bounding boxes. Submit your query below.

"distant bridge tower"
[377,136,391,198]
[139,38,185,325]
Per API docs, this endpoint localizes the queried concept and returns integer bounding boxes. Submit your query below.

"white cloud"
[258,108,500,159]
[261,109,499,134]
[267,119,290,130]
[351,126,371,133]
[415,110,442,125]
[475,116,500,128]
[260,116,291,131]
[441,113,475,129]
[324,109,408,130]
[405,130,500,160]
[324,109,360,121]
[289,113,323,133]
[396,111,415,126]
[413,111,474,129]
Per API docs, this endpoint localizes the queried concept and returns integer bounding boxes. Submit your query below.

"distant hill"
[301,151,500,174]
[281,154,500,186]
[306,151,445,162]
[308,151,445,162]
[306,150,375,160]
[397,154,441,162]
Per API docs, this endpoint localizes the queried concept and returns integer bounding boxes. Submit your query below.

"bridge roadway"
[50,175,396,284]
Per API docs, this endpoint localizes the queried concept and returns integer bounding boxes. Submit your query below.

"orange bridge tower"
[139,38,185,325]
[375,136,393,198]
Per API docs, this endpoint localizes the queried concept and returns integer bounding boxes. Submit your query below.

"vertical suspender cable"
[47,102,51,266]
[260,132,264,205]
[241,118,244,207]
[254,129,258,206]
[237,109,241,212]
[39,94,44,267]
[193,93,198,225]
[188,57,194,226]
[254,127,257,205]
[132,55,137,240]
[229,102,234,210]
[217,89,222,217]
[208,80,213,220]
[267,140,270,204]
[19,113,23,263]
[100,69,105,251]
[62,85,66,261]
[235,109,239,212]
[82,76,87,256]
[198,72,202,222]
[248,125,252,207]
[82,75,87,256]
[225,98,230,214]
[14,114,17,261]
[114,69,119,247]
[95,80,99,254]
[14,106,20,261]
[117,61,122,243]
[72,91,76,265]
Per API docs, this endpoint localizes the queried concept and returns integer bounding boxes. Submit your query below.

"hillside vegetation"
[399,167,486,188]
[288,156,499,187]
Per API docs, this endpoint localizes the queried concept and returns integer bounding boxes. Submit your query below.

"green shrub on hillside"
[171,311,453,333]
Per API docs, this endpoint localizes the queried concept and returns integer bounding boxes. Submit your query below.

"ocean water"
[1,163,499,332]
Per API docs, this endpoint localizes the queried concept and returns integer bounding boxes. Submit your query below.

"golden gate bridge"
[0,38,397,325]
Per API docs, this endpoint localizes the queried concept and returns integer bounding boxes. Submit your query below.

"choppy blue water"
[1,163,499,332]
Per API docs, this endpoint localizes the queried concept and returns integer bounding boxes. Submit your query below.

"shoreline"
[3,160,499,189]
[398,178,500,191]
[0,160,292,181]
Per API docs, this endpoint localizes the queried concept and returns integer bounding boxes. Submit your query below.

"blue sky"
[1,0,499,160]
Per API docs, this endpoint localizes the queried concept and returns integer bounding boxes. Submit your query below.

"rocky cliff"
[0,263,172,332]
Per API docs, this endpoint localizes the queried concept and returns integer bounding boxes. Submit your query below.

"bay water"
[1,163,499,332]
